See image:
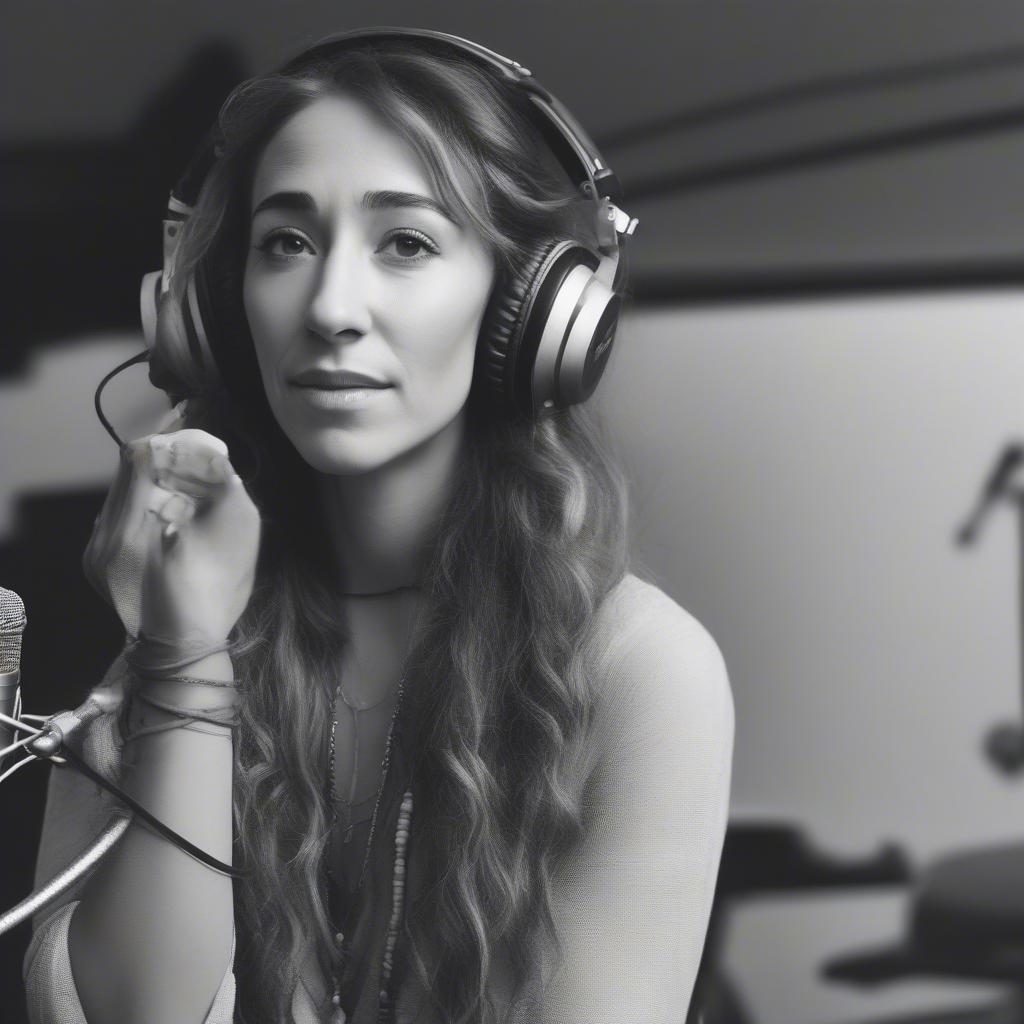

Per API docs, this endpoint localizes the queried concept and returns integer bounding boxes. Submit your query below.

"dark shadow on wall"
[1,40,248,377]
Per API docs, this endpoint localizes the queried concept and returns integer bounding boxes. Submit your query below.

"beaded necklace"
[326,676,413,1024]
[326,582,419,1022]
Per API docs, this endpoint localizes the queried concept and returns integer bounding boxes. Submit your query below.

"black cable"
[90,351,243,878]
[599,42,1024,151]
[94,348,150,449]
[55,742,244,879]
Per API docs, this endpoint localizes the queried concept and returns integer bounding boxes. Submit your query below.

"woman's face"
[243,94,496,475]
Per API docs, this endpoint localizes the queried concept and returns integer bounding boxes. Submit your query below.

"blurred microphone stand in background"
[957,442,1024,776]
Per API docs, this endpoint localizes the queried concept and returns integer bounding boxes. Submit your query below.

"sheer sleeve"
[21,654,237,1024]
[538,577,734,1023]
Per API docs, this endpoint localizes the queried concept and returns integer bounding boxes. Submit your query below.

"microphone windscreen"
[0,587,26,673]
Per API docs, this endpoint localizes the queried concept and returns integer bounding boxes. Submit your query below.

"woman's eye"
[255,229,315,260]
[379,230,440,263]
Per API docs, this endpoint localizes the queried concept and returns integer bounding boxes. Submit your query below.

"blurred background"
[3,1,1024,1021]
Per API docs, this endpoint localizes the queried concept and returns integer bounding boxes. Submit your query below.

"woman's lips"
[290,368,390,388]
[290,383,394,410]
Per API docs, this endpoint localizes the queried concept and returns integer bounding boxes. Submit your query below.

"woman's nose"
[304,247,373,342]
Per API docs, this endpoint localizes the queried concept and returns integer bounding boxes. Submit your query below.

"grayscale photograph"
[1,2,1023,1022]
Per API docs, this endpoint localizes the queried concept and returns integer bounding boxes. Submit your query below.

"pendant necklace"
[337,683,396,845]
[326,675,413,1024]
[327,583,419,1022]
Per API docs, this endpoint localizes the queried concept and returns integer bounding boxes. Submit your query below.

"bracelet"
[123,717,235,743]
[131,690,241,730]
[130,671,240,690]
[122,689,240,749]
[124,716,234,741]
[124,632,233,678]
[121,671,241,753]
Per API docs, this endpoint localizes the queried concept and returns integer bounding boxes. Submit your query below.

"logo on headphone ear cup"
[478,238,620,418]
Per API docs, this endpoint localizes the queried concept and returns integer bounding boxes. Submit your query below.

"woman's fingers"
[145,432,241,550]
[152,490,197,526]
[148,432,235,500]
[84,429,236,593]
[148,488,198,550]
[83,438,154,594]
[82,427,256,640]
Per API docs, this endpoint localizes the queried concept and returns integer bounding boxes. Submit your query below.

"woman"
[24,30,733,1024]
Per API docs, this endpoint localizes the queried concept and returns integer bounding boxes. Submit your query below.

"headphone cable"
[94,349,150,450]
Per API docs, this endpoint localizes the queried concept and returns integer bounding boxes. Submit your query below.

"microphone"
[0,586,118,764]
[0,587,243,885]
[0,587,27,767]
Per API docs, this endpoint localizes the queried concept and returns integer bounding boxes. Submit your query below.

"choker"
[339,583,420,599]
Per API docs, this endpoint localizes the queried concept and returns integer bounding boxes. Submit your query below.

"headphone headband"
[171,27,626,211]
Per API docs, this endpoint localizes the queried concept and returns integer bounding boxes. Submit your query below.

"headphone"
[130,27,638,428]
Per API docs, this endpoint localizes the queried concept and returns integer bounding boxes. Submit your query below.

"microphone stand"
[956,443,1024,775]
[0,684,242,936]
[0,694,136,937]
[0,813,131,935]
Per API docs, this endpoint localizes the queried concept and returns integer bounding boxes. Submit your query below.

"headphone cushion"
[477,239,596,416]
[194,250,268,415]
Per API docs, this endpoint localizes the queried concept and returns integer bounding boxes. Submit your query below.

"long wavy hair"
[152,38,633,1023]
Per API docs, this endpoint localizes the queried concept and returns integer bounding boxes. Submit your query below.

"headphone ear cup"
[478,239,602,418]
[188,257,226,388]
[145,273,206,403]
[193,250,268,418]
[477,238,559,418]
[143,249,246,407]
[188,254,266,483]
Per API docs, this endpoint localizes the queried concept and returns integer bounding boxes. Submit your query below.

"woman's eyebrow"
[250,189,458,224]
[361,190,457,223]
[251,191,316,220]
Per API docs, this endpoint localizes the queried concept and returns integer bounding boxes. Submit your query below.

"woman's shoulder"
[590,570,728,680]
[587,570,733,753]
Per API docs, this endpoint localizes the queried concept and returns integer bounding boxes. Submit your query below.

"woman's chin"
[300,448,384,476]
[290,434,394,477]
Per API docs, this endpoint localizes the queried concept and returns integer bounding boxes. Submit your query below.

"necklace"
[339,582,420,598]
[336,682,400,844]
[326,676,412,1024]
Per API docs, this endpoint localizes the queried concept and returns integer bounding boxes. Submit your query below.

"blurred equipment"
[813,451,1024,1016]
[957,443,1024,775]
[690,446,1024,1023]
[686,819,913,1024]
[824,841,1024,987]
[956,444,1024,547]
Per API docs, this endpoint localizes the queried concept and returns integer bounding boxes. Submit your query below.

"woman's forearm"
[69,651,236,1024]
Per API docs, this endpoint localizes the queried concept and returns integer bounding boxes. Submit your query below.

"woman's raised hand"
[83,429,261,644]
